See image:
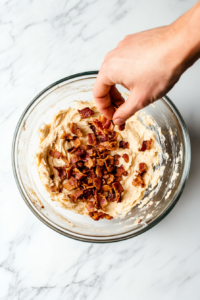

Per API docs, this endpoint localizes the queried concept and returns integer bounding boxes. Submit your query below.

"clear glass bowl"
[12,72,191,243]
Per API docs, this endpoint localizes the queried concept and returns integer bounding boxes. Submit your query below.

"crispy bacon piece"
[96,159,104,166]
[115,176,123,182]
[98,194,108,210]
[49,150,61,159]
[88,133,97,146]
[118,123,126,131]
[67,147,76,153]
[107,174,115,185]
[101,185,112,193]
[115,165,125,177]
[114,159,119,166]
[139,162,147,174]
[105,156,115,172]
[96,165,103,178]
[119,140,129,149]
[70,155,79,164]
[51,184,57,192]
[112,181,124,202]
[71,188,83,200]
[66,166,73,179]
[73,168,86,180]
[85,202,95,212]
[77,161,83,168]
[132,163,147,187]
[72,137,81,148]
[70,122,83,137]
[85,158,96,169]
[139,139,152,151]
[89,211,113,221]
[64,177,78,190]
[108,193,115,202]
[112,181,124,193]
[60,132,73,140]
[114,154,120,159]
[78,107,94,119]
[53,167,66,181]
[132,174,145,188]
[98,135,108,143]
[122,153,129,163]
[98,141,118,151]
[109,131,119,141]
[94,178,102,190]
[123,171,128,176]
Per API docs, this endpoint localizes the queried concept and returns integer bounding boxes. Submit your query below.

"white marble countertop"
[1,0,200,299]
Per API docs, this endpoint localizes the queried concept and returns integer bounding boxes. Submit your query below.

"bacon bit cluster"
[132,162,147,188]
[49,106,151,221]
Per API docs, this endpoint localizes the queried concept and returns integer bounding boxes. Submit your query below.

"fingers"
[113,90,146,125]
[93,72,115,120]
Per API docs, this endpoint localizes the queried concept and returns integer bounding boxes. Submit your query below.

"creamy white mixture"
[37,101,162,219]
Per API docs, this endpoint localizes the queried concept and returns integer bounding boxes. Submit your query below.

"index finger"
[93,72,115,120]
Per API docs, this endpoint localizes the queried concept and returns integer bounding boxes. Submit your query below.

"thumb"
[113,90,146,125]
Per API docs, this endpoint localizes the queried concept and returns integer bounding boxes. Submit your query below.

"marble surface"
[1,0,200,299]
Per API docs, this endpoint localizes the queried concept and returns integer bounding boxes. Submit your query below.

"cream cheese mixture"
[37,101,162,219]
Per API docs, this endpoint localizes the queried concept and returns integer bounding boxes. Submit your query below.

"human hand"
[93,10,200,125]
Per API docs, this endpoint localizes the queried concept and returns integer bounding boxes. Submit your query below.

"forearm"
[172,1,200,72]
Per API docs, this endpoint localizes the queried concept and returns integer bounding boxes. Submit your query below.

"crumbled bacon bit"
[105,156,115,172]
[118,123,126,131]
[70,122,83,137]
[72,137,81,148]
[98,194,108,210]
[122,153,129,163]
[107,174,115,185]
[61,132,73,140]
[85,158,96,169]
[94,178,101,190]
[49,150,61,159]
[98,141,118,151]
[139,139,152,151]
[114,154,120,159]
[88,133,97,146]
[96,165,103,178]
[78,107,94,119]
[119,141,129,149]
[89,211,113,221]
[71,189,83,200]
[114,159,119,166]
[96,159,104,166]
[53,167,66,181]
[132,163,147,188]
[101,185,112,193]
[108,193,115,202]
[73,168,86,180]
[85,202,95,212]
[64,177,78,190]
[139,162,147,174]
[115,165,125,177]
[51,184,57,192]
[67,147,76,153]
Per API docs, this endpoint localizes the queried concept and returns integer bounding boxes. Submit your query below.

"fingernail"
[114,118,125,125]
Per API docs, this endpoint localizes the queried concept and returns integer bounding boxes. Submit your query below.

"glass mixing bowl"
[12,71,191,243]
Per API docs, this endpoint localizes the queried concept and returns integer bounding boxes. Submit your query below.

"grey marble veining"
[0,0,200,299]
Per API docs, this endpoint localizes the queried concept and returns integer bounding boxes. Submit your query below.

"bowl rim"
[12,71,191,243]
